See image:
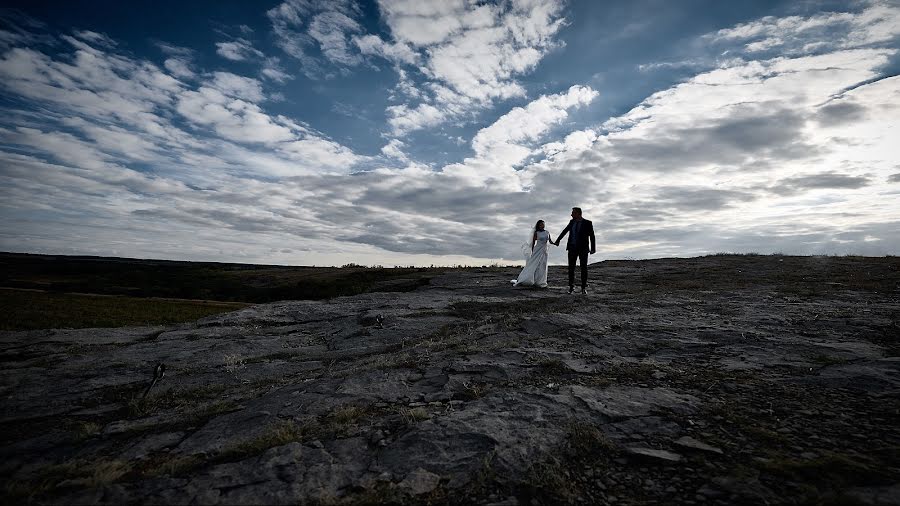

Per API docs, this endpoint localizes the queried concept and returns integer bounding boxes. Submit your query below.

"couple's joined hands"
[552,240,596,255]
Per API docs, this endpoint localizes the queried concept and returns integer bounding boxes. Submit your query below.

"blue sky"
[1,0,898,266]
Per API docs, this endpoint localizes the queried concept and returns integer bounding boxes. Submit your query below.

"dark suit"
[557,219,595,289]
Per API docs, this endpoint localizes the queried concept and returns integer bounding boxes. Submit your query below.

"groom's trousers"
[568,249,589,288]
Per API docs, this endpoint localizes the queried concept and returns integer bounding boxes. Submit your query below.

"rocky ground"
[1,255,899,505]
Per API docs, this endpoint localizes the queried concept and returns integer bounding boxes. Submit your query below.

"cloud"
[208,71,265,102]
[380,0,568,135]
[472,85,598,165]
[0,27,365,183]
[261,57,292,83]
[614,186,759,213]
[0,10,53,49]
[353,34,418,65]
[72,30,116,47]
[155,41,194,57]
[266,1,568,134]
[816,100,868,126]
[707,1,900,54]
[215,38,264,61]
[163,58,193,79]
[380,138,409,161]
[267,0,364,78]
[2,2,899,266]
[175,87,296,144]
[770,172,872,196]
[384,102,445,136]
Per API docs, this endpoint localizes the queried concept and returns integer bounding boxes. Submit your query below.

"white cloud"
[72,30,117,47]
[207,72,265,102]
[215,38,264,61]
[267,0,364,78]
[515,42,900,259]
[472,85,598,164]
[379,0,567,135]
[376,0,494,46]
[155,41,194,57]
[708,1,900,54]
[385,102,446,135]
[261,57,292,83]
[353,34,418,65]
[176,87,296,144]
[2,2,899,267]
[266,0,568,135]
[307,9,363,66]
[164,57,194,79]
[380,138,409,161]
[0,29,365,180]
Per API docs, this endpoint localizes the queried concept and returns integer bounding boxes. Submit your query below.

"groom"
[554,207,596,294]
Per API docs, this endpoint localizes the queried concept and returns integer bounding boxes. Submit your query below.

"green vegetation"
[0,252,444,303]
[758,451,897,487]
[0,289,248,331]
[0,252,456,330]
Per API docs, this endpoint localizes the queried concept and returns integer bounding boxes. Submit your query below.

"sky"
[0,0,898,267]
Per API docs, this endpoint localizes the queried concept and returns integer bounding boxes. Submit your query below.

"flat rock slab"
[2,256,899,505]
[625,446,683,462]
[674,436,723,454]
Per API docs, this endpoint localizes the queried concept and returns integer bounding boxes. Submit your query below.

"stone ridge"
[1,256,898,505]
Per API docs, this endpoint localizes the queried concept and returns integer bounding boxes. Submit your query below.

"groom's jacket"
[558,219,596,253]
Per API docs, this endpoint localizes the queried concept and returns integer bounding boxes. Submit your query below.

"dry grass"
[226,419,305,456]
[401,407,430,424]
[126,383,228,418]
[536,358,569,375]
[566,421,618,457]
[458,381,491,401]
[70,421,101,442]
[329,405,368,425]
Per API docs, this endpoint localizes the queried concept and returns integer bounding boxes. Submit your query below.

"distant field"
[0,252,449,330]
[0,288,250,331]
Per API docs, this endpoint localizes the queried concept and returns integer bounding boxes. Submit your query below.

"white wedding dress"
[512,230,550,288]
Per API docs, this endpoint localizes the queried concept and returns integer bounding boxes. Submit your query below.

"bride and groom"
[512,207,596,293]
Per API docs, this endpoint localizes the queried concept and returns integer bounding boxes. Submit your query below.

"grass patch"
[0,252,444,306]
[522,456,576,502]
[126,384,228,418]
[535,358,569,375]
[329,405,369,425]
[566,421,618,457]
[0,289,249,331]
[13,458,132,497]
[457,381,491,401]
[758,451,896,487]
[142,454,205,478]
[811,354,848,366]
[400,407,430,424]
[222,419,304,460]
[70,421,101,442]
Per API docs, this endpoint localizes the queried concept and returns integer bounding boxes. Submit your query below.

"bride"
[512,220,556,288]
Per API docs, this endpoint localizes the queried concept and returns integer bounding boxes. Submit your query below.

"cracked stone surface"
[1,256,899,505]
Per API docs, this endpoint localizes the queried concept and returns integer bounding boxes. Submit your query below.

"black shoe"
[568,286,574,294]
[581,287,588,294]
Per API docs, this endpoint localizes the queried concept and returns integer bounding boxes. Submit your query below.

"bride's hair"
[535,220,544,229]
